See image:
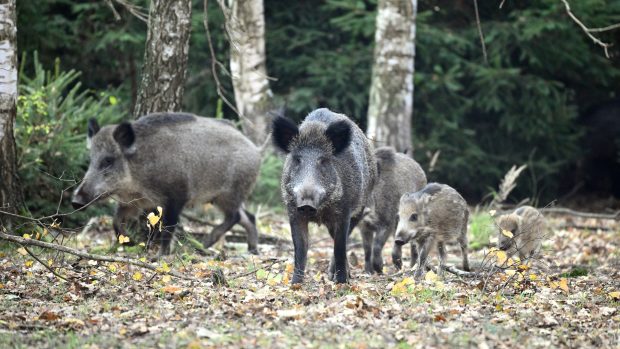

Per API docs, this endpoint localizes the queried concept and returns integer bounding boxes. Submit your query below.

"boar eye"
[318,157,329,166]
[99,156,115,170]
[409,213,418,222]
[292,155,301,165]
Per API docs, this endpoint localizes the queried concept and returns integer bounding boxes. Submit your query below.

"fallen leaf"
[162,275,172,284]
[24,260,34,268]
[501,230,514,238]
[39,310,61,321]
[425,270,439,282]
[118,235,130,244]
[132,272,143,281]
[608,291,620,300]
[161,285,183,294]
[17,247,27,256]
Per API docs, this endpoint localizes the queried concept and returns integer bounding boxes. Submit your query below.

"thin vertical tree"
[217,0,274,145]
[0,0,23,221]
[366,0,417,152]
[133,0,192,118]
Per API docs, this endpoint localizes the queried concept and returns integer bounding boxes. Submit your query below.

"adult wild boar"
[358,147,427,274]
[72,113,261,255]
[272,108,376,284]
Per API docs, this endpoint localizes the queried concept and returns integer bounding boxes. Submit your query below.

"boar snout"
[71,185,93,210]
[499,240,512,251]
[394,229,409,246]
[294,183,325,215]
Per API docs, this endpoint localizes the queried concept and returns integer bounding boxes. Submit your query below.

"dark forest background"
[16,0,620,219]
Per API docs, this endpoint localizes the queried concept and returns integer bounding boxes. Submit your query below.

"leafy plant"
[16,53,125,225]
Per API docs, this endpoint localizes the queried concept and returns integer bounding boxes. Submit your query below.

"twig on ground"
[0,232,198,281]
[23,245,68,281]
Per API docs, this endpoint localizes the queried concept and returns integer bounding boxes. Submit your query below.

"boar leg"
[391,242,403,270]
[360,225,374,274]
[371,226,391,274]
[159,202,185,255]
[409,243,418,269]
[437,242,446,278]
[238,208,259,255]
[457,234,470,271]
[113,204,139,240]
[331,215,351,283]
[290,213,309,284]
[414,238,432,280]
[202,210,241,249]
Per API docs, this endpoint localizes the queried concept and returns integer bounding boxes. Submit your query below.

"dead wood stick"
[0,232,198,281]
[539,207,619,220]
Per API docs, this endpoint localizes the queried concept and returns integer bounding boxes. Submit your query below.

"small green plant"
[250,152,284,210]
[469,211,496,250]
[16,53,125,225]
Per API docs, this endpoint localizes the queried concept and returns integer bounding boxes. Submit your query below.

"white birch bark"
[0,0,22,214]
[366,0,417,152]
[219,0,273,145]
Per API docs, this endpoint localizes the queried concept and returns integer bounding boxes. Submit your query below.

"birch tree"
[0,0,23,218]
[133,0,192,118]
[366,0,417,152]
[218,0,274,145]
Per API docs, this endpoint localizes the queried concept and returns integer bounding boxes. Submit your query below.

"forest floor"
[0,211,619,348]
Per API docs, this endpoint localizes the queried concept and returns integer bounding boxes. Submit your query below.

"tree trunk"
[218,0,274,145]
[366,0,417,153]
[133,0,192,118]
[0,0,23,222]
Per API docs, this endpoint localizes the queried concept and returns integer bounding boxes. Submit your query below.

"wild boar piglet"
[496,205,546,260]
[395,183,469,279]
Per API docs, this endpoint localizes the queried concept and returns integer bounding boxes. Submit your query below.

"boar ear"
[113,122,135,149]
[87,118,100,138]
[272,116,299,153]
[86,118,100,149]
[325,120,351,155]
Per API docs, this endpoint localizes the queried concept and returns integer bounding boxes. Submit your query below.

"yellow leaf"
[108,264,117,272]
[285,263,294,274]
[47,259,53,267]
[501,230,514,238]
[488,209,497,216]
[162,275,172,284]
[50,219,61,229]
[401,277,415,286]
[24,260,34,268]
[35,232,40,240]
[559,278,569,293]
[132,272,143,281]
[529,273,538,281]
[518,264,529,271]
[23,233,31,239]
[147,207,163,228]
[17,247,27,256]
[139,242,146,247]
[139,257,147,263]
[282,272,290,285]
[425,270,439,282]
[608,291,620,300]
[42,228,49,237]
[161,285,182,294]
[118,235,130,244]
[505,269,517,277]
[495,250,508,265]
[267,278,278,286]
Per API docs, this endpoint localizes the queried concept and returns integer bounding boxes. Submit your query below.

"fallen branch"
[0,232,198,281]
[539,207,619,220]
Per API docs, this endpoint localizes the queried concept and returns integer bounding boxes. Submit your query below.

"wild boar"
[72,112,261,255]
[272,108,376,284]
[395,183,469,279]
[496,205,546,259]
[357,147,427,274]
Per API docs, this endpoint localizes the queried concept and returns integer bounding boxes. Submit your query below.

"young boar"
[358,147,427,274]
[72,113,261,255]
[272,108,376,284]
[496,206,546,259]
[395,183,469,279]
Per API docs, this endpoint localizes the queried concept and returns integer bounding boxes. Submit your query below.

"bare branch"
[0,232,198,281]
[560,0,613,58]
[473,0,488,64]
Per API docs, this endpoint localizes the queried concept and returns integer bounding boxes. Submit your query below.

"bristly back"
[374,147,397,168]
[135,112,197,128]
